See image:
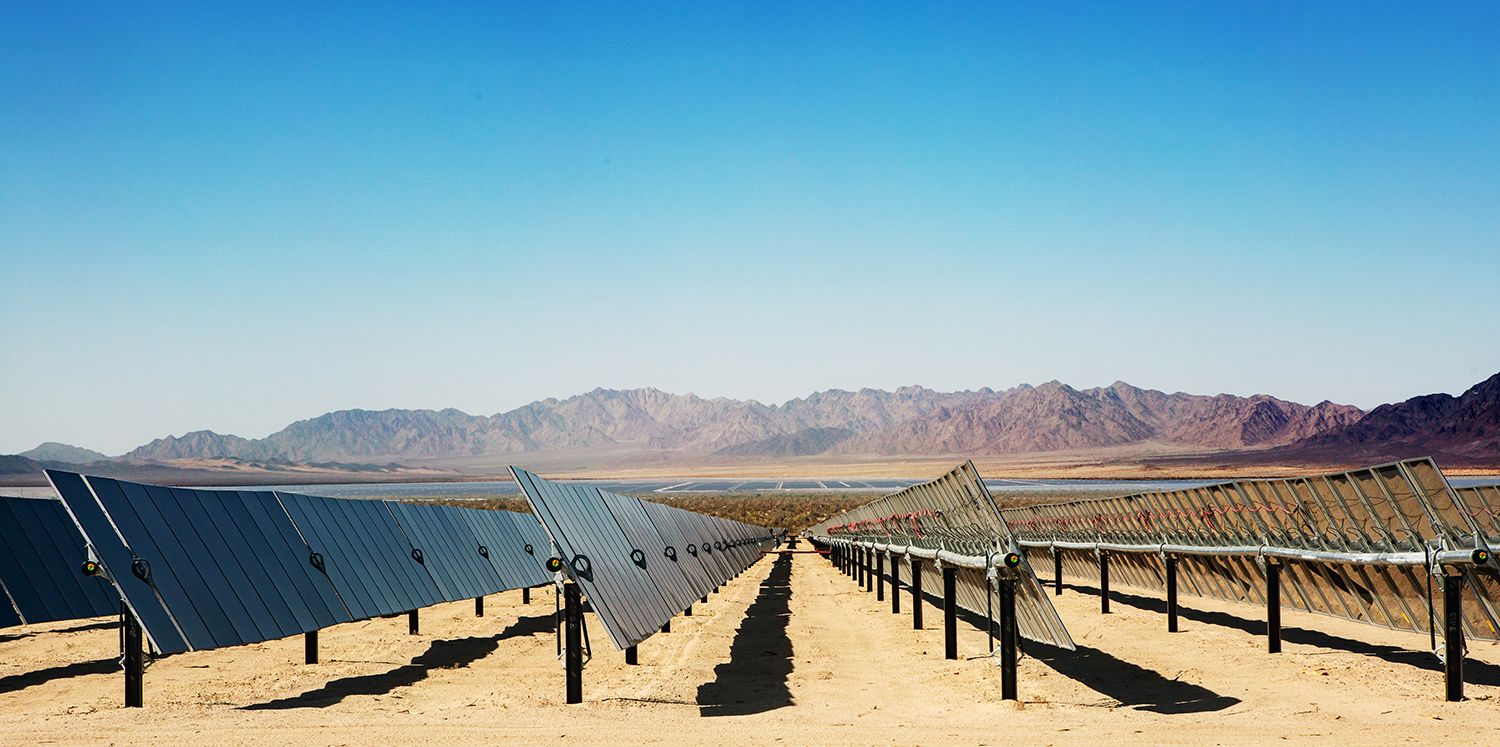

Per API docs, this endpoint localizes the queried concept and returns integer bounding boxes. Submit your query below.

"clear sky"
[2,2,1498,455]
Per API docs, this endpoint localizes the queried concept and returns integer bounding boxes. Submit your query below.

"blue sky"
[2,2,1498,455]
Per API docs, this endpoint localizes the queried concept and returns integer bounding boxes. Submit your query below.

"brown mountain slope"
[837,381,1363,455]
[118,381,1362,463]
[1269,372,1500,465]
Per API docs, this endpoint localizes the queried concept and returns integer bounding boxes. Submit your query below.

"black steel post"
[701,594,708,604]
[476,596,484,617]
[1054,549,1063,596]
[876,553,885,601]
[999,578,1017,701]
[857,548,866,587]
[305,630,319,665]
[408,609,419,635]
[625,645,638,665]
[943,566,957,660]
[1166,556,1179,633]
[1100,553,1111,614]
[564,581,583,704]
[123,603,143,708]
[912,559,924,629]
[1266,562,1281,653]
[1445,572,1464,702]
[891,558,901,614]
[523,586,531,604]
[661,620,670,633]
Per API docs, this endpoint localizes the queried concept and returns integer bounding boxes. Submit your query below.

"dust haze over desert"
[3,3,1500,746]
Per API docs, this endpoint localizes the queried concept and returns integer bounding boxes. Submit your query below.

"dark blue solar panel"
[277,491,392,620]
[0,497,117,625]
[387,502,469,601]
[506,511,554,584]
[335,498,444,613]
[219,491,347,631]
[45,471,189,653]
[461,509,541,590]
[419,505,502,597]
[45,471,359,653]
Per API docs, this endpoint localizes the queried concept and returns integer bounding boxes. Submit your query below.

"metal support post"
[1166,556,1179,633]
[1100,553,1110,614]
[912,559,924,629]
[1445,572,1464,702]
[564,582,583,704]
[1266,562,1281,653]
[943,566,957,660]
[999,578,1017,701]
[123,604,143,708]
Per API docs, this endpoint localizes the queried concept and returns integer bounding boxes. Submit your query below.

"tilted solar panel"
[510,466,777,650]
[998,458,1500,642]
[0,495,117,626]
[46,470,567,655]
[386,501,503,602]
[810,461,1077,652]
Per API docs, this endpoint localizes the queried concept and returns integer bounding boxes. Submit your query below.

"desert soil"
[2,551,1497,745]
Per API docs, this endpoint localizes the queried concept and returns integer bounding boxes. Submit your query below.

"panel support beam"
[1099,552,1110,614]
[876,553,885,601]
[305,630,319,665]
[890,556,901,614]
[943,566,957,660]
[1054,549,1063,596]
[123,604,143,708]
[911,559,924,629]
[522,586,531,604]
[475,596,484,617]
[625,645,638,665]
[408,609,419,635]
[1445,573,1465,702]
[999,577,1017,701]
[564,581,583,704]
[1166,556,1179,633]
[1266,561,1281,653]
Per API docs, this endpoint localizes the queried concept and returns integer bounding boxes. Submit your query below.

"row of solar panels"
[995,458,1500,641]
[805,461,1076,651]
[0,495,118,628]
[512,467,781,650]
[37,470,553,654]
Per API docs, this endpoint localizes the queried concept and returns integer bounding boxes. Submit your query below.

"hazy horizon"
[4,3,1498,454]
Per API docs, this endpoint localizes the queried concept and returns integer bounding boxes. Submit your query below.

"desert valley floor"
[2,551,1497,745]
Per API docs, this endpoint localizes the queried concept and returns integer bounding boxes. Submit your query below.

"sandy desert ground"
[1,550,1497,745]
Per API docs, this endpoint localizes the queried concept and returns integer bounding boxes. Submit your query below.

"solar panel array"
[44,469,551,654]
[0,495,118,628]
[807,461,1077,651]
[510,467,780,650]
[999,458,1500,641]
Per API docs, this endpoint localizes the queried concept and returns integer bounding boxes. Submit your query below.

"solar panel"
[44,470,563,658]
[998,458,1500,641]
[510,467,777,650]
[385,501,501,602]
[0,495,117,626]
[458,507,549,591]
[810,461,1077,652]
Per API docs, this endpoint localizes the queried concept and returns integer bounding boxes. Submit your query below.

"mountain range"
[116,380,1364,463]
[10,372,1500,482]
